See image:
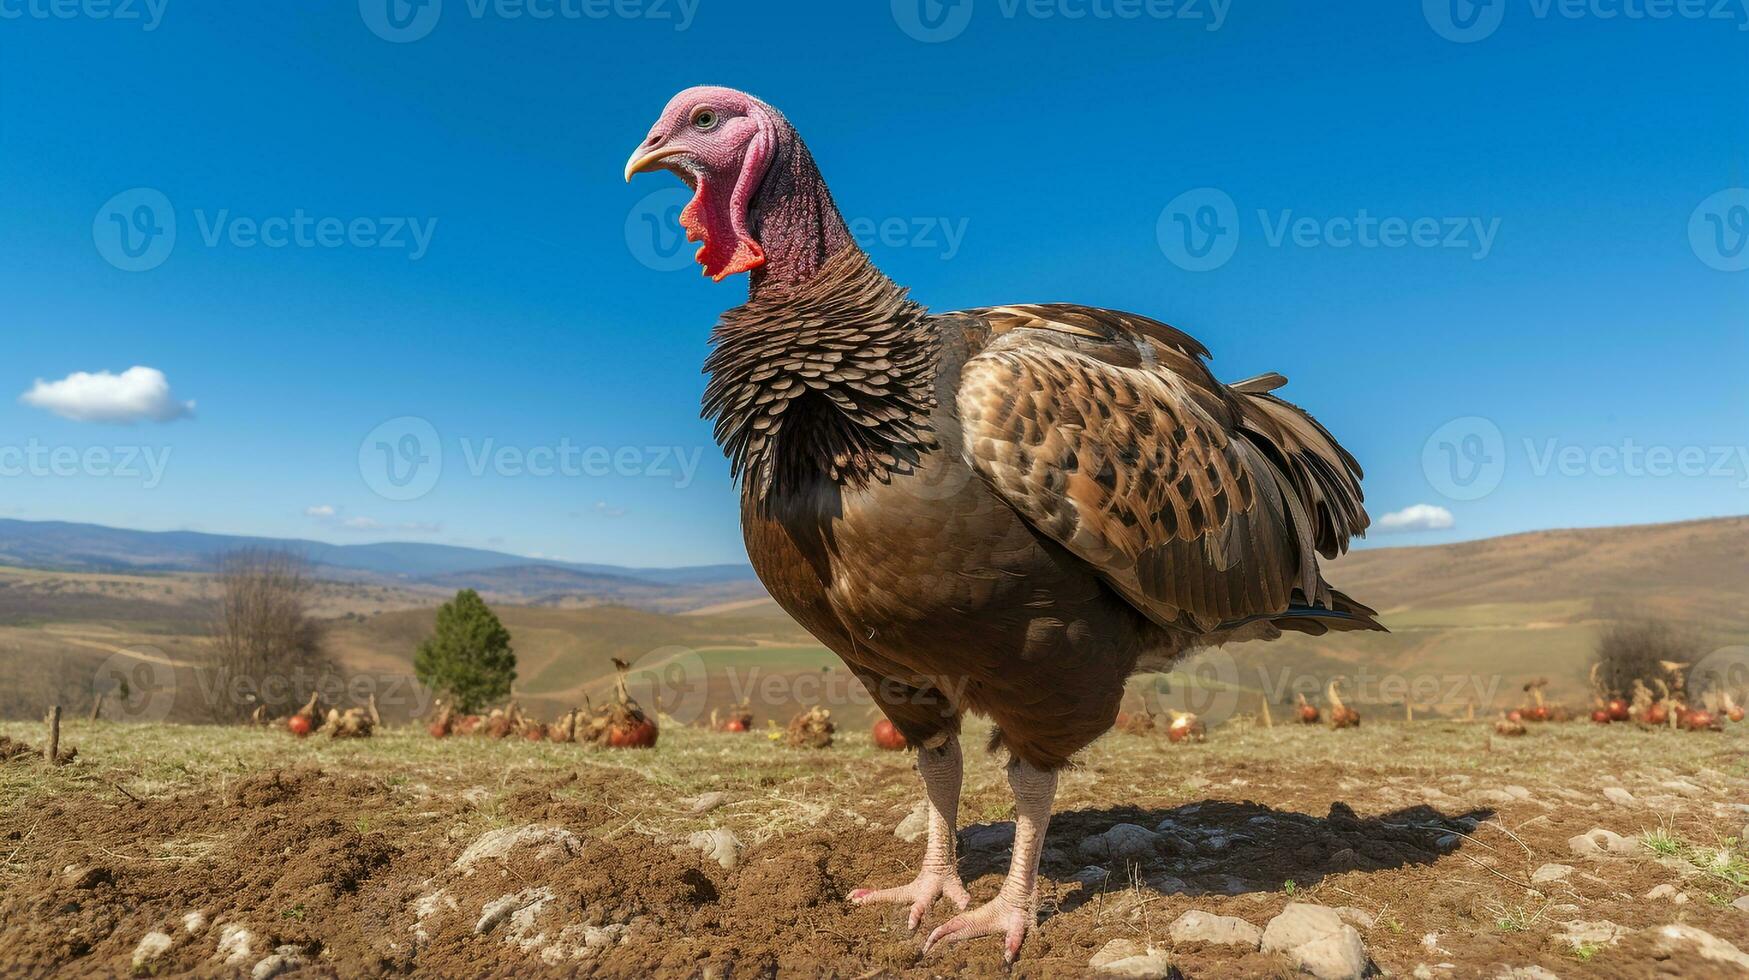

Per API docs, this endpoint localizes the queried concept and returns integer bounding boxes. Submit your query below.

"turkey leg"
[922,757,1057,963]
[848,733,971,930]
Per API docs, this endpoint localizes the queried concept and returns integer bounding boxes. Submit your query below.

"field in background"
[2,516,1746,725]
[1,718,1744,976]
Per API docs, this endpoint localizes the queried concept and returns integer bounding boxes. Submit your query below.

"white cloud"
[305,505,337,518]
[341,516,380,530]
[1376,503,1456,533]
[20,366,194,424]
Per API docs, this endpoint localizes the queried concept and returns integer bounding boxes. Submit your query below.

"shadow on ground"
[952,800,1495,917]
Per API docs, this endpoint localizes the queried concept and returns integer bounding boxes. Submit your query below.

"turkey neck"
[703,247,942,510]
[746,128,855,301]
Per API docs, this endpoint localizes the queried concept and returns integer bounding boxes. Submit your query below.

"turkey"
[626,85,1382,963]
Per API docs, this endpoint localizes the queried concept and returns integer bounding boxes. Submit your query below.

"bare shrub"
[205,550,333,721]
[1593,619,1702,698]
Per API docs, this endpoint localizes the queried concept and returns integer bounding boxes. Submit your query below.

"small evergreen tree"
[415,589,516,712]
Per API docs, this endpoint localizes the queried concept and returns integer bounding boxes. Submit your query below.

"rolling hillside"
[1,516,1743,723]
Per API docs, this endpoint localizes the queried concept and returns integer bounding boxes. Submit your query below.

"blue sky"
[1,0,1745,567]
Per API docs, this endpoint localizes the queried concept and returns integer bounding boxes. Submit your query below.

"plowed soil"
[1,720,1744,977]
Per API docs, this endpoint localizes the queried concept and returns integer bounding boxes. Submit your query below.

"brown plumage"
[708,246,1381,768]
[629,84,1380,961]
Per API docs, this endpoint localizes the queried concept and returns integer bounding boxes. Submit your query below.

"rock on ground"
[1602,787,1637,807]
[131,931,173,970]
[251,945,308,980]
[1089,938,1174,978]
[1169,909,1263,948]
[1646,924,1749,971]
[894,802,927,842]
[1531,863,1574,884]
[685,827,742,870]
[1261,903,1371,980]
[1559,920,1626,948]
[453,825,582,872]
[1079,823,1161,864]
[1568,828,1637,856]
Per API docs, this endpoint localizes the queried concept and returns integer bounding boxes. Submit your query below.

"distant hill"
[1225,516,1749,711]
[3,515,1744,722]
[0,518,757,592]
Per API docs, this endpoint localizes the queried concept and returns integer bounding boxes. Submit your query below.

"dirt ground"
[1,719,1745,978]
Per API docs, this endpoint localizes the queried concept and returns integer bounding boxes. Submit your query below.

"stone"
[685,827,742,870]
[1080,823,1162,864]
[1336,907,1376,930]
[1645,884,1678,900]
[215,925,255,967]
[1661,780,1704,797]
[251,945,307,980]
[1261,903,1371,980]
[1602,787,1637,807]
[131,931,173,971]
[894,802,928,842]
[1169,909,1263,948]
[1494,967,1559,979]
[182,910,208,935]
[1733,895,1749,914]
[1531,863,1574,884]
[1558,920,1625,948]
[1646,924,1749,971]
[1568,828,1636,856]
[475,888,554,936]
[1090,938,1174,978]
[454,825,582,873]
[961,823,1013,853]
[686,791,727,814]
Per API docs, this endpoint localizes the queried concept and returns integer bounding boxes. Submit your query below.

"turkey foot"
[849,870,971,931]
[848,732,966,931]
[923,756,1057,964]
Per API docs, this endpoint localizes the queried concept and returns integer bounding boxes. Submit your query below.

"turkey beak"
[624,144,688,183]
